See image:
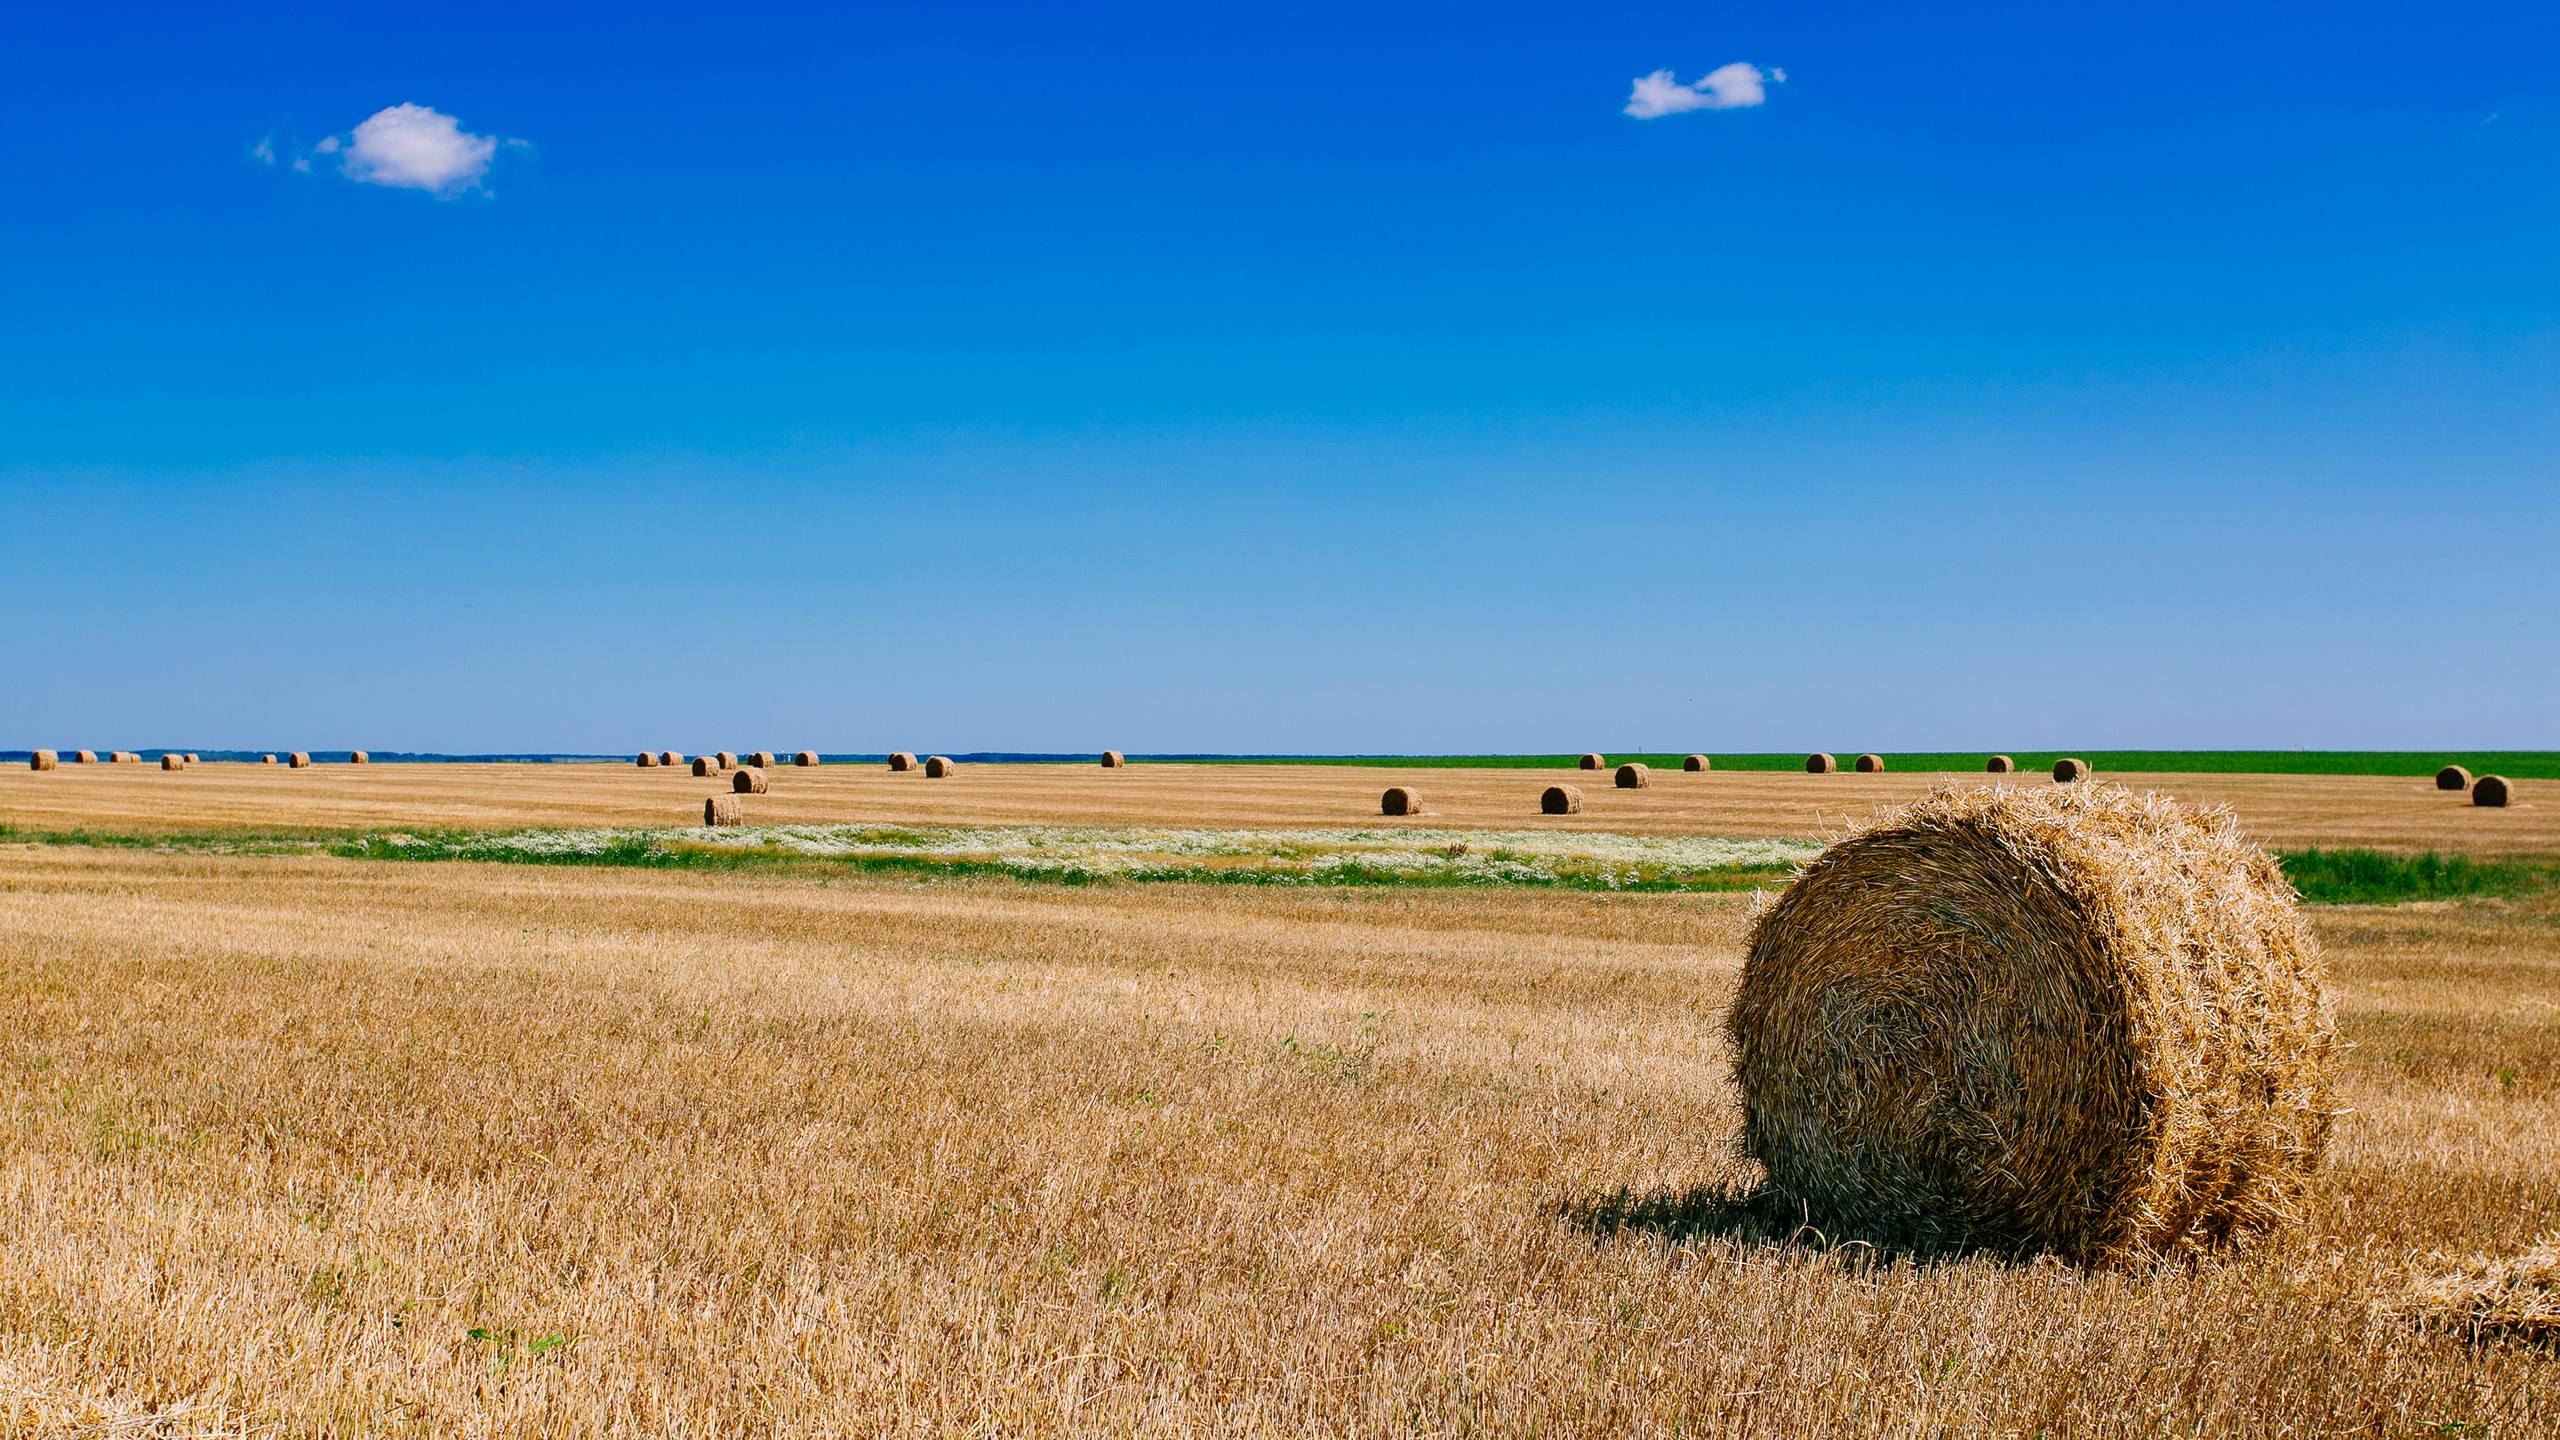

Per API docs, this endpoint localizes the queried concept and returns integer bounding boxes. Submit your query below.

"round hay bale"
[2053,757,2092,783]
[661,751,682,767]
[1805,753,1837,774]
[1986,755,2015,774]
[703,793,745,827]
[1683,754,1710,772]
[1614,763,1649,789]
[924,756,954,779]
[2435,764,2472,792]
[1855,754,1885,773]
[30,750,58,771]
[1730,784,2337,1265]
[888,752,917,772]
[161,753,185,771]
[732,766,769,795]
[637,752,659,768]
[73,750,96,764]
[748,751,775,769]
[1100,751,1126,768]
[1578,753,1605,771]
[691,756,718,777]
[114,752,140,764]
[261,754,276,764]
[715,752,736,769]
[350,752,369,765]
[288,752,310,768]
[1380,785,1422,816]
[795,751,819,767]
[185,754,200,764]
[2473,775,2513,808]
[1541,784,1584,815]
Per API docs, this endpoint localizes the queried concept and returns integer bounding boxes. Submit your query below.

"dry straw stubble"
[1729,783,2337,1266]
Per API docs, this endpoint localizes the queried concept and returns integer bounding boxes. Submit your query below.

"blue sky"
[4,2,2554,753]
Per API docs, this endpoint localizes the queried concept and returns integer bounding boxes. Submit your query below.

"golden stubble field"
[0,764,2554,1436]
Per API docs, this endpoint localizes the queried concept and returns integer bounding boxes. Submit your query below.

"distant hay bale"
[1541,784,1584,815]
[1730,783,2336,1265]
[703,793,745,827]
[2436,765,2472,791]
[1578,753,1605,770]
[924,756,954,779]
[888,752,917,772]
[1100,751,1126,768]
[1855,754,1885,773]
[1683,754,1709,772]
[691,756,718,777]
[732,766,769,794]
[1614,763,1649,789]
[2473,775,2513,808]
[1380,785,1422,816]
[660,751,681,767]
[1805,753,1836,774]
[161,754,185,771]
[637,752,659,768]
[73,750,97,764]
[2053,757,2092,783]
[350,752,369,765]
[113,751,141,764]
[2392,1237,2560,1348]
[715,752,736,769]
[29,750,57,771]
[1986,755,2015,774]
[261,754,276,765]
[748,751,775,769]
[795,750,818,767]
[288,752,310,768]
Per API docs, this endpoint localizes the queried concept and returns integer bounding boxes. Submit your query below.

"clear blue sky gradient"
[4,3,2554,753]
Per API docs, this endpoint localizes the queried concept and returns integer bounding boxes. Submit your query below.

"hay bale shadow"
[1560,1182,2020,1268]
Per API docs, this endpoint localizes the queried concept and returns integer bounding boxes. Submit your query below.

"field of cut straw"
[1,762,2555,1435]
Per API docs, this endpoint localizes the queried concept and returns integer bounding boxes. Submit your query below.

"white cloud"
[334,103,505,194]
[250,136,276,166]
[1624,63,1779,119]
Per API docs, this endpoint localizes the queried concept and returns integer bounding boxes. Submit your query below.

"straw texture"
[1380,786,1422,817]
[1540,785,1584,815]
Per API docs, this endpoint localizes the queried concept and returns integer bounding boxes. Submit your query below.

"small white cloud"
[250,136,276,166]
[335,103,505,195]
[1624,62,1779,119]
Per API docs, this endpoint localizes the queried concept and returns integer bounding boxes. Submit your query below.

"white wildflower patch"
[360,824,1819,888]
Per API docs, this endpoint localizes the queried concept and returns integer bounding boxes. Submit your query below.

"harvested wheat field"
[0,837,2555,1436]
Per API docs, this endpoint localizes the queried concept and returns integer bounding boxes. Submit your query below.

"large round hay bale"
[704,793,745,827]
[1380,785,1422,816]
[748,750,775,769]
[1986,755,2015,774]
[29,750,57,771]
[637,752,659,768]
[1541,784,1584,815]
[660,751,682,767]
[1682,754,1709,772]
[715,752,736,769]
[691,756,718,777]
[2473,775,2513,808]
[1730,784,2336,1265]
[1578,753,1605,771]
[288,752,310,768]
[732,766,769,794]
[795,750,819,767]
[2435,765,2472,791]
[1100,750,1125,768]
[350,751,369,765]
[1614,763,1649,789]
[161,753,185,771]
[924,755,954,779]
[1855,753,1885,773]
[2053,757,2092,783]
[1805,753,1836,774]
[73,750,96,764]
[261,754,276,764]
[888,752,917,772]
